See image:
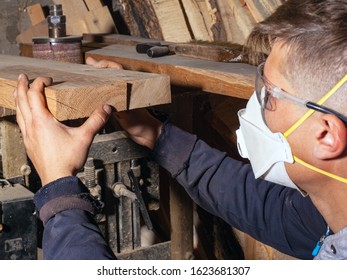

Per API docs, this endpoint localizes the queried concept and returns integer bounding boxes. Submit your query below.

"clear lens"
[255,62,274,110]
[255,63,265,107]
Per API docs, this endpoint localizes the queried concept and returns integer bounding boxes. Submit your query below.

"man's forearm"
[34,176,116,260]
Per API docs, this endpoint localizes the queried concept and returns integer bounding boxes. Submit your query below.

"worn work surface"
[0,55,170,121]
[86,44,256,99]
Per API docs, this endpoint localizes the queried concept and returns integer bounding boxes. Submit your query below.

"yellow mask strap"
[283,74,347,183]
[294,156,347,184]
[284,74,347,138]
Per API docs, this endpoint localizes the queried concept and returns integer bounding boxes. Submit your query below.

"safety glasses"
[255,62,347,123]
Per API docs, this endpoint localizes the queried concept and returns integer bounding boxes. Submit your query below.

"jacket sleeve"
[34,176,116,260]
[151,122,327,259]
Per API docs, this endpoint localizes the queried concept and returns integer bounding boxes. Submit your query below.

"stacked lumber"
[118,0,285,44]
[16,0,117,44]
[52,0,116,36]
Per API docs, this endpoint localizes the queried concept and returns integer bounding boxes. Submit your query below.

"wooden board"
[26,3,46,26]
[117,0,163,40]
[84,6,117,34]
[83,33,167,46]
[228,0,256,43]
[245,0,284,22]
[53,0,116,35]
[0,55,170,121]
[53,0,89,35]
[86,44,255,99]
[180,0,212,41]
[84,0,103,11]
[16,20,48,44]
[149,0,192,42]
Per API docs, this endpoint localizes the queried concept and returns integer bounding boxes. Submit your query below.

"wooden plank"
[53,0,116,35]
[227,0,256,44]
[245,0,284,22]
[0,108,15,118]
[86,44,255,99]
[82,33,166,46]
[53,0,89,35]
[149,0,192,42]
[205,0,228,41]
[0,119,27,178]
[0,55,170,121]
[84,6,116,34]
[206,0,256,45]
[26,3,46,26]
[180,0,213,41]
[16,20,48,44]
[84,0,103,11]
[117,0,163,40]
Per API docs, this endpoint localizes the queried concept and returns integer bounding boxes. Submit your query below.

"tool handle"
[147,46,170,58]
[136,42,161,53]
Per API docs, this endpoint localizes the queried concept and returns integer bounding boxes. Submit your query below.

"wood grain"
[245,0,284,22]
[0,55,170,120]
[86,44,255,99]
[52,0,116,35]
[180,0,213,41]
[149,0,192,42]
[26,3,46,26]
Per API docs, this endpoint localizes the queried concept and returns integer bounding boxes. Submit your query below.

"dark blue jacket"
[34,122,327,259]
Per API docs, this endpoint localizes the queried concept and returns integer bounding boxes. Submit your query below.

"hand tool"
[136,41,248,63]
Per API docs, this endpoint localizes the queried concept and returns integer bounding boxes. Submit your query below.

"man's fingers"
[86,57,123,69]
[16,74,32,125]
[78,105,112,142]
[27,76,53,114]
[15,101,26,137]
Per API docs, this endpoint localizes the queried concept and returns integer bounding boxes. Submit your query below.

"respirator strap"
[284,75,347,184]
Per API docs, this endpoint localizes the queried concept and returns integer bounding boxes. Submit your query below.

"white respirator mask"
[236,91,302,193]
[236,71,347,196]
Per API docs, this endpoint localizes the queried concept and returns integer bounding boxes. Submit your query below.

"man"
[14,0,346,259]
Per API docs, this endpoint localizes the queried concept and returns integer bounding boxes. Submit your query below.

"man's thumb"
[80,105,112,137]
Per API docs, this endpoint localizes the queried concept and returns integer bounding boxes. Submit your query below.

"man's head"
[240,0,347,196]
[246,0,347,110]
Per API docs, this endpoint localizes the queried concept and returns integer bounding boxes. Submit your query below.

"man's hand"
[85,57,123,69]
[113,109,163,150]
[14,74,112,186]
[86,57,163,150]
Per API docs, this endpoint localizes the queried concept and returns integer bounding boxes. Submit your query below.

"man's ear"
[313,114,347,160]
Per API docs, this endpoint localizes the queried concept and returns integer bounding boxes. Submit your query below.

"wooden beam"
[83,6,117,34]
[86,44,255,99]
[245,0,284,22]
[149,0,192,42]
[180,0,213,41]
[117,0,163,40]
[16,20,48,45]
[84,0,103,11]
[53,0,89,35]
[0,118,27,178]
[52,0,116,35]
[26,3,46,26]
[0,55,170,121]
